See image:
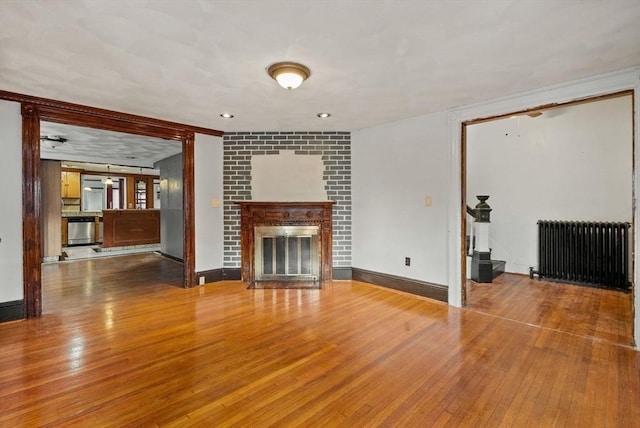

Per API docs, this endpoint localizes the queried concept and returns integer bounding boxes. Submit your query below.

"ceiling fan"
[40,135,67,149]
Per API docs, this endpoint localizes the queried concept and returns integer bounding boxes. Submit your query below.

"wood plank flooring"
[1,254,638,427]
[467,273,635,347]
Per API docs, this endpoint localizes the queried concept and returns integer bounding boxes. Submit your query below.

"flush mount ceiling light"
[317,112,331,118]
[220,113,234,119]
[268,62,310,90]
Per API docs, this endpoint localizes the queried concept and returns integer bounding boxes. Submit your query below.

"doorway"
[460,91,635,345]
[40,121,181,264]
[15,92,221,318]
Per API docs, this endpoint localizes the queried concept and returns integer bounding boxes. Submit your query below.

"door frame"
[461,90,633,302]
[446,68,640,346]
[0,90,223,318]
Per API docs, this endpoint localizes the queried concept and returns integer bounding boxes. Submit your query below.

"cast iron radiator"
[532,220,630,290]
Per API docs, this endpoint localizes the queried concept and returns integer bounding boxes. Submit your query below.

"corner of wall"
[0,100,24,303]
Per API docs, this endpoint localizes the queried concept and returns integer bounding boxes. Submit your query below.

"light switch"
[425,196,432,207]
[211,198,220,208]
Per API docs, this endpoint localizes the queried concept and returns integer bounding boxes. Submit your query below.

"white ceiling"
[40,122,182,168]
[1,0,639,134]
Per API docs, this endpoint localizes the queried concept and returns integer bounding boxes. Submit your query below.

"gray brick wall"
[223,131,351,268]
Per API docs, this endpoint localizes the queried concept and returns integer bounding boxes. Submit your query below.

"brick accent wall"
[223,131,351,269]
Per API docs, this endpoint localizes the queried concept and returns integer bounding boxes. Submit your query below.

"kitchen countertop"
[103,209,160,211]
[62,212,103,218]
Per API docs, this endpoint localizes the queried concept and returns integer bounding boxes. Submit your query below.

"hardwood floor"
[467,273,635,347]
[1,255,638,426]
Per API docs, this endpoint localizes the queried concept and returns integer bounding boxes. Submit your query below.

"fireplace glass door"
[255,225,320,281]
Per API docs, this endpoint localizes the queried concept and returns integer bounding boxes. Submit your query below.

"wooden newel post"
[471,195,493,283]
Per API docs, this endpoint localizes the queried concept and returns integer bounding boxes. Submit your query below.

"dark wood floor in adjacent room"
[1,254,638,427]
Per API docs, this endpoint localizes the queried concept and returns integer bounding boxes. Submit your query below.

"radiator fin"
[537,220,630,290]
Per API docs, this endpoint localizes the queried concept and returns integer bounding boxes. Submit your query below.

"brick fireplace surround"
[223,132,352,273]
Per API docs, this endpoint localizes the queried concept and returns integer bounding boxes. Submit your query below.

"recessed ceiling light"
[220,113,234,119]
[317,112,331,118]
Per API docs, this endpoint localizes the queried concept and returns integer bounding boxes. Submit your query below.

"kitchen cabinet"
[61,171,81,198]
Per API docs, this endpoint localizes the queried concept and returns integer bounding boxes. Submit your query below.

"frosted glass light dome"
[275,71,304,90]
[268,62,310,90]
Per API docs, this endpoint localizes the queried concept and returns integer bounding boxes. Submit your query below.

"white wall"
[467,96,633,274]
[353,68,638,348]
[156,153,183,260]
[251,151,327,201]
[352,112,449,285]
[195,133,224,272]
[0,100,24,302]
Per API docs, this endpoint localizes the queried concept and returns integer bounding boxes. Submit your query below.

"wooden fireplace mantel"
[235,201,335,283]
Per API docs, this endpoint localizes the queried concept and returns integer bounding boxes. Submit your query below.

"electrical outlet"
[211,198,220,208]
[405,257,411,266]
[424,196,432,207]
[199,276,205,285]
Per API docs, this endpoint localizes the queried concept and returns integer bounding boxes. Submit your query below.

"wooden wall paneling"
[21,104,42,318]
[40,160,62,258]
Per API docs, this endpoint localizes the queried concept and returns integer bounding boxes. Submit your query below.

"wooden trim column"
[22,103,41,318]
[461,122,468,305]
[183,132,196,287]
[146,176,154,209]
[118,178,125,209]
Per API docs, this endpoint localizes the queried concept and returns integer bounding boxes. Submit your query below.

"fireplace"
[235,201,335,283]
[254,225,320,281]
